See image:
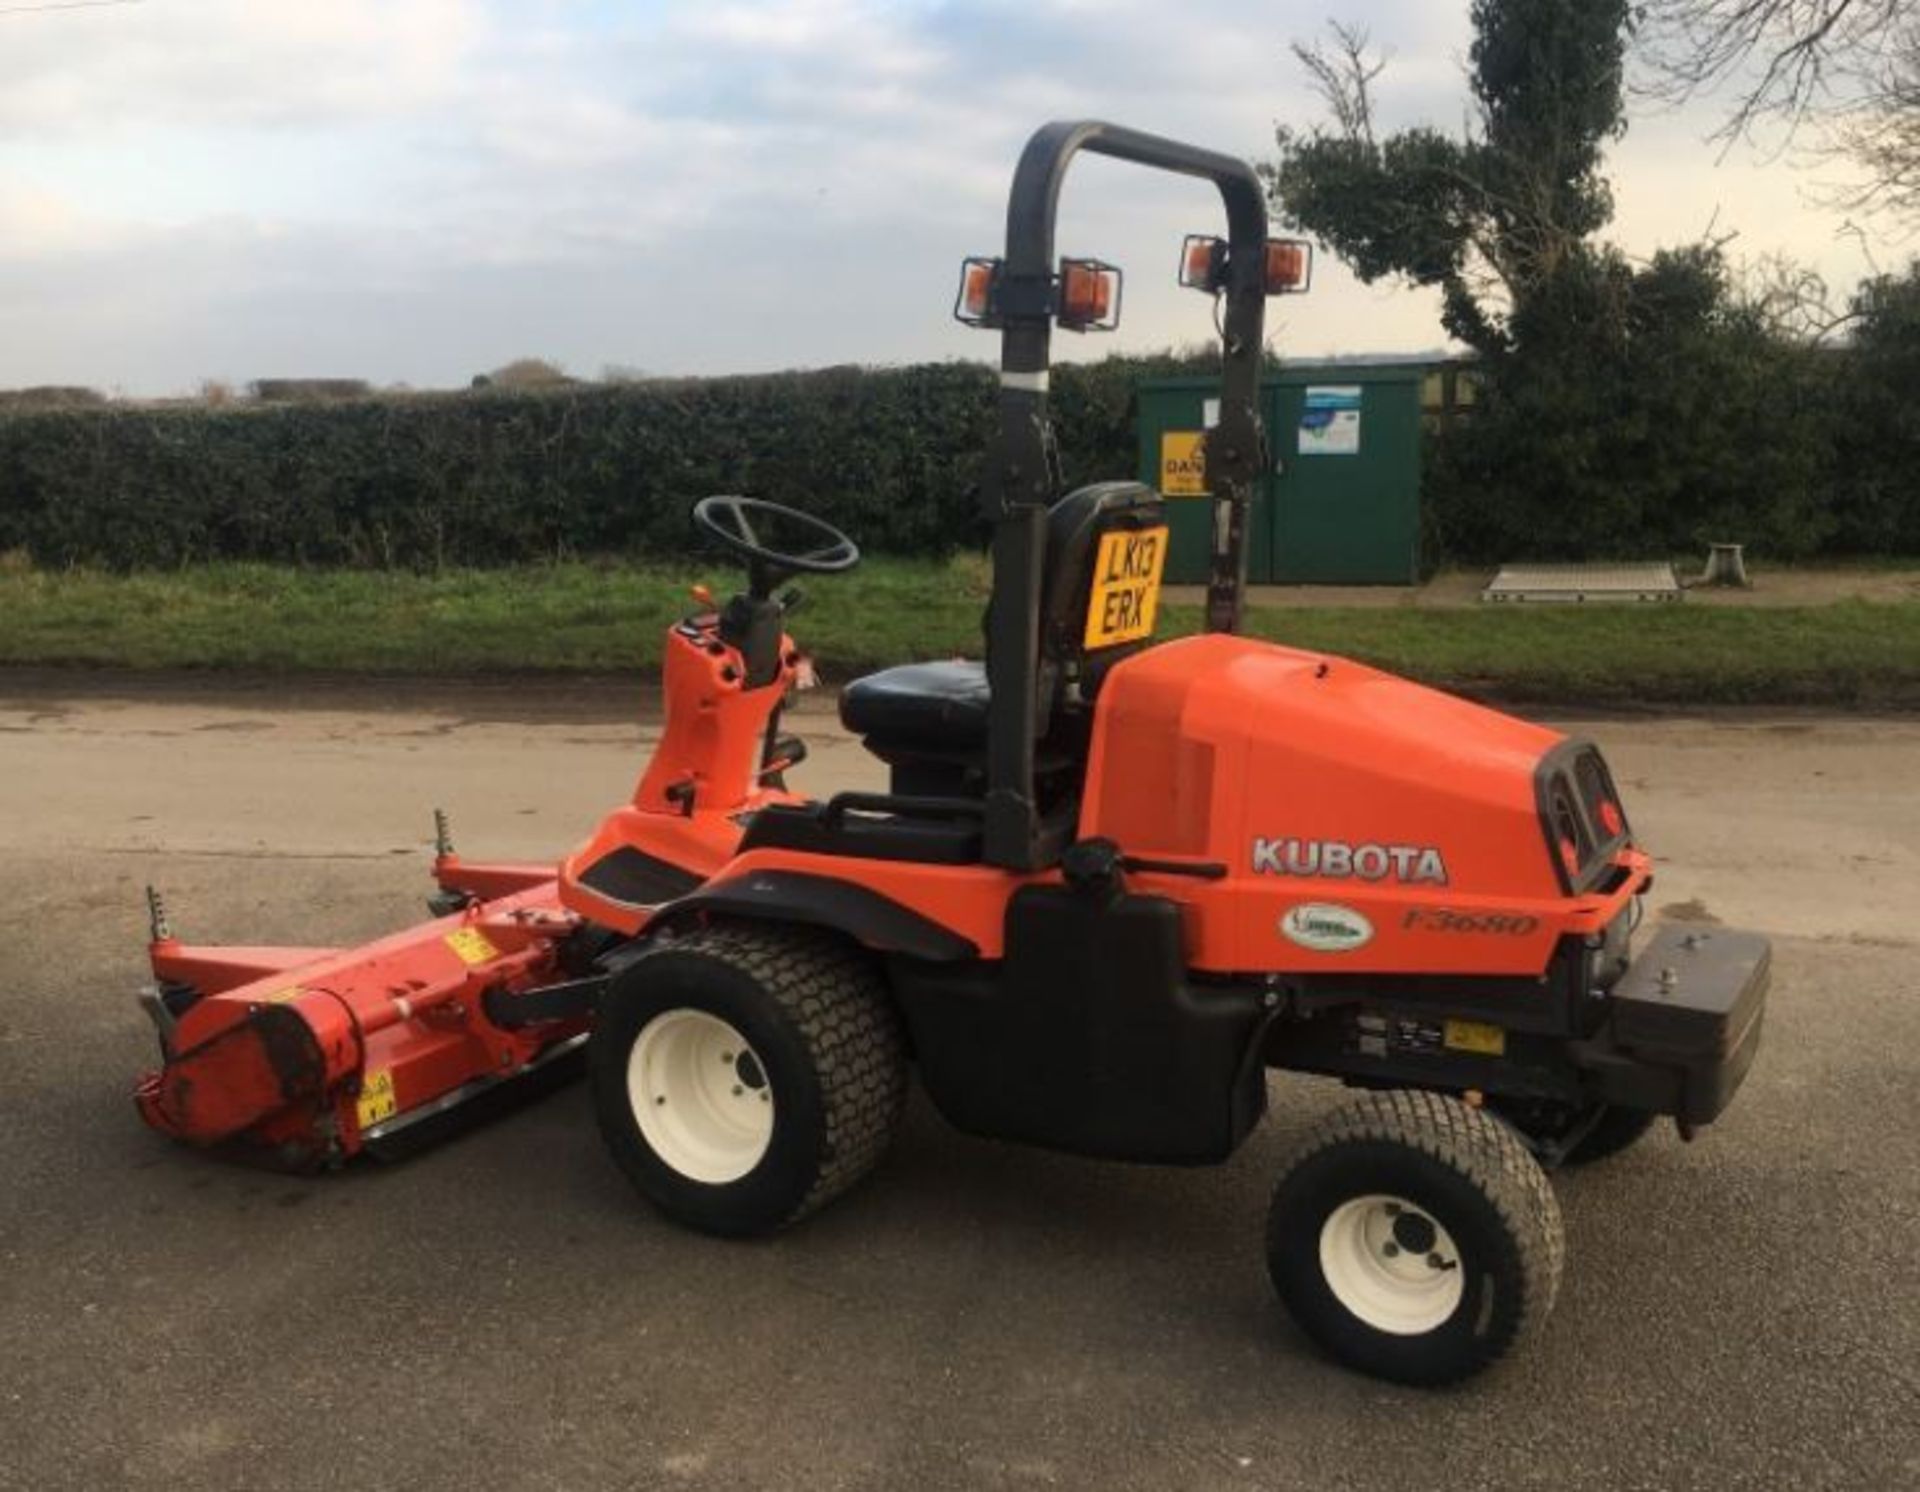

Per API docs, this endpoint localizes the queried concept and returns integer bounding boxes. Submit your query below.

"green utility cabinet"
[1136,364,1423,584]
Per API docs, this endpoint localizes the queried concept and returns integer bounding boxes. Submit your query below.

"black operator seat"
[840,481,1165,760]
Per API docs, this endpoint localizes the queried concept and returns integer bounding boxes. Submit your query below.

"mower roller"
[136,121,1771,1385]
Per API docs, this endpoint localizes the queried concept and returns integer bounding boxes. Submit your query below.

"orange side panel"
[564,617,805,932]
[633,625,796,816]
[1079,633,1626,977]
[576,630,1642,984]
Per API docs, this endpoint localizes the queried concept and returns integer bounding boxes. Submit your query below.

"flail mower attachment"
[134,816,607,1170]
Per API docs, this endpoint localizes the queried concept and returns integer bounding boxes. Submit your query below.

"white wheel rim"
[628,1010,774,1184]
[1318,1194,1465,1335]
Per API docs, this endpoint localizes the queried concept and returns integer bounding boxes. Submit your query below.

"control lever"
[1062,837,1228,896]
[758,736,808,784]
[1120,854,1228,880]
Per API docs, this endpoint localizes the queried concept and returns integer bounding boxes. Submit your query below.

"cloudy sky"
[0,0,1885,395]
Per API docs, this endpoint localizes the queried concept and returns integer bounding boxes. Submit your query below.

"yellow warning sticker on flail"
[1084,526,1168,650]
[1159,431,1209,496]
[262,985,304,1005]
[444,927,500,966]
[1443,1019,1507,1057]
[356,1069,397,1129]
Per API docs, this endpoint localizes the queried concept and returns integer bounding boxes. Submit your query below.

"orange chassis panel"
[566,628,1648,982]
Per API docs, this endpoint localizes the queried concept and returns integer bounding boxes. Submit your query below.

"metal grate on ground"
[1481,562,1683,604]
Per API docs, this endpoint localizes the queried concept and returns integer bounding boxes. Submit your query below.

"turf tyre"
[591,922,908,1237]
[1490,1097,1659,1167]
[1266,1090,1564,1386]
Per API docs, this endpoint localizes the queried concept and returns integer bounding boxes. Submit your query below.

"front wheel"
[1266,1090,1564,1385]
[590,923,909,1237]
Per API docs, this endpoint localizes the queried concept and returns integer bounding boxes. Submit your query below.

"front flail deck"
[136,837,599,1169]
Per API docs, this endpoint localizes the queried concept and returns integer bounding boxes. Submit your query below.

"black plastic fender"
[648,870,979,963]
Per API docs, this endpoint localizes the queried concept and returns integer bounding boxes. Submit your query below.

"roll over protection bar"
[976,120,1270,870]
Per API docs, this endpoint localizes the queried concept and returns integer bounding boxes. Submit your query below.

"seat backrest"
[1037,481,1167,679]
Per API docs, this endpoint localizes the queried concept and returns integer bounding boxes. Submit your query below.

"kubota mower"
[135,121,1770,1385]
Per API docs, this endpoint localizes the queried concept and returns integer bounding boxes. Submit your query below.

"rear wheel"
[591,923,908,1236]
[1490,1097,1659,1167]
[1266,1090,1564,1385]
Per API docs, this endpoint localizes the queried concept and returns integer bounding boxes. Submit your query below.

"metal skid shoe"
[133,817,610,1170]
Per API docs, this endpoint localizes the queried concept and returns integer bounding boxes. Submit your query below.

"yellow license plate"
[1083,525,1168,649]
[1443,1019,1507,1057]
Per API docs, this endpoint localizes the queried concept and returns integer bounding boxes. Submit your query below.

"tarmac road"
[1,675,1916,1492]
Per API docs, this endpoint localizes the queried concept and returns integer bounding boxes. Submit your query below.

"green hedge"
[9,318,1917,572]
[0,355,1208,569]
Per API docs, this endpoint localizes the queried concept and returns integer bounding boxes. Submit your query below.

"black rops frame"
[977,120,1269,870]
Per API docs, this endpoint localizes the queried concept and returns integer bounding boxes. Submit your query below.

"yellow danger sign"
[444,927,500,966]
[1084,526,1168,650]
[1159,431,1208,496]
[355,1069,397,1129]
[1444,1019,1507,1057]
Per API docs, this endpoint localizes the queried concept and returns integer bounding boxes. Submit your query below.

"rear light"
[1542,745,1629,892]
[1575,748,1629,843]
[1179,235,1314,295]
[1179,234,1227,293]
[955,254,1121,331]
[954,256,1001,327]
[1265,238,1313,294]
[1057,257,1120,331]
[1549,776,1592,887]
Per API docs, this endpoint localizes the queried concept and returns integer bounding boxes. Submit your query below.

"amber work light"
[1056,257,1121,331]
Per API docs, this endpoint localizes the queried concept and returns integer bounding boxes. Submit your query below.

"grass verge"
[2,559,1917,707]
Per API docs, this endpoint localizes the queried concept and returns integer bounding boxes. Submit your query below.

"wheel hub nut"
[1391,1212,1438,1255]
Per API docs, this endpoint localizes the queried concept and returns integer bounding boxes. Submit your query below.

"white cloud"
[0,0,479,135]
[0,179,106,258]
[0,0,1895,394]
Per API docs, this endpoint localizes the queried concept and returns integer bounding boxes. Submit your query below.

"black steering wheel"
[691,496,860,594]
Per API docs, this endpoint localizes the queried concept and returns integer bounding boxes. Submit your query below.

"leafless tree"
[1638,2,1911,135]
[1736,249,1861,336]
[1639,1,1920,222]
[1291,21,1388,146]
[1826,22,1920,218]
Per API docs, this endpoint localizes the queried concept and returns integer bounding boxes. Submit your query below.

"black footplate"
[1576,924,1771,1126]
[576,846,704,907]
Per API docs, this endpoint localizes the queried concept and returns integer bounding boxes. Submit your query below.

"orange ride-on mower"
[134,121,1770,1385]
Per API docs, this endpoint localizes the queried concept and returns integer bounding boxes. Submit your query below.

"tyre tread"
[654,923,908,1227]
[1269,1089,1563,1379]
